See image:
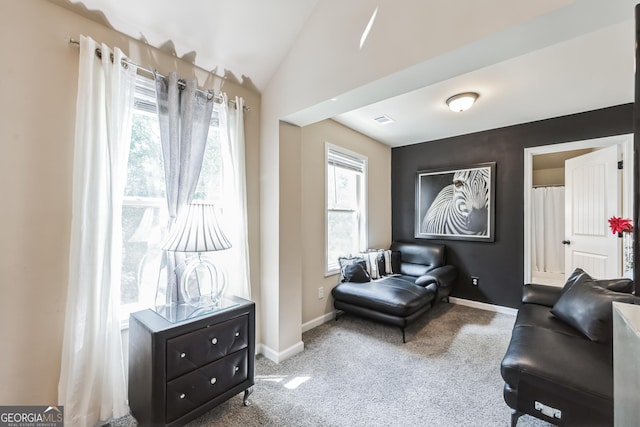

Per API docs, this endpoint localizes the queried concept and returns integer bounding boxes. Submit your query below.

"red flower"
[608,216,633,234]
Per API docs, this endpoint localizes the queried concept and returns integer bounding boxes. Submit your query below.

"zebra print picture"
[415,162,495,242]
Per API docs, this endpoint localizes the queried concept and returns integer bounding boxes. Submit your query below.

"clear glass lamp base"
[180,254,227,308]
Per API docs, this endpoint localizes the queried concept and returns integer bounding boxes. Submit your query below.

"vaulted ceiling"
[51,0,637,146]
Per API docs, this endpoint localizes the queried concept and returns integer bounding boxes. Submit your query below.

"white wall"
[301,120,391,325]
[272,0,577,125]
[0,0,261,404]
[258,119,390,361]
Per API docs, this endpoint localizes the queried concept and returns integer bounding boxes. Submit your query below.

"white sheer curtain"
[59,35,137,426]
[217,95,251,298]
[532,186,565,273]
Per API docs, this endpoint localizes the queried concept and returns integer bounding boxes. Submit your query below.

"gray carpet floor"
[118,303,553,426]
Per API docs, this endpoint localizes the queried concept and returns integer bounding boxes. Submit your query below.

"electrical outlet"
[471,276,479,286]
[318,286,325,299]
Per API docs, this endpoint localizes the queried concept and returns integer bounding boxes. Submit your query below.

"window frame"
[324,142,368,276]
[119,75,223,328]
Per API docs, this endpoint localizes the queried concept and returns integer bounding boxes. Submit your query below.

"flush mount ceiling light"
[446,92,479,112]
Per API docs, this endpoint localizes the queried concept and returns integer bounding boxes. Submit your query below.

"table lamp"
[161,202,231,307]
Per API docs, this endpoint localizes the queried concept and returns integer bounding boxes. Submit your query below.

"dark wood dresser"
[128,296,255,426]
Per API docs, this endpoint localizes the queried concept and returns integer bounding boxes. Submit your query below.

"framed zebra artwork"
[415,162,496,242]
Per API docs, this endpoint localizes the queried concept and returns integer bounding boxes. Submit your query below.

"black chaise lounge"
[331,241,457,342]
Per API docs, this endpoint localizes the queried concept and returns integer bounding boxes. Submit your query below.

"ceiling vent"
[372,114,394,125]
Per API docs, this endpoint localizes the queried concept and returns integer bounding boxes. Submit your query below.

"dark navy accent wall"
[391,104,634,308]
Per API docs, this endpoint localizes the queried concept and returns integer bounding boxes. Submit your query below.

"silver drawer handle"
[180,352,186,358]
[235,366,239,372]
[210,377,217,385]
[235,332,240,337]
[211,337,218,345]
[179,393,185,399]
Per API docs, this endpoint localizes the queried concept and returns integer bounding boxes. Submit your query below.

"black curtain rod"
[68,38,249,112]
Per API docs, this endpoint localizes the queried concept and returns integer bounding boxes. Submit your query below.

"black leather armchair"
[332,241,457,342]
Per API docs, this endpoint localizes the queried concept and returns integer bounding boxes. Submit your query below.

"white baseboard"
[449,297,518,316]
[260,340,305,363]
[302,311,336,333]
[257,312,334,363]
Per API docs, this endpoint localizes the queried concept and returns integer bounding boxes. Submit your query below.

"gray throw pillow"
[341,263,371,283]
[338,257,370,283]
[551,272,638,342]
[559,268,587,294]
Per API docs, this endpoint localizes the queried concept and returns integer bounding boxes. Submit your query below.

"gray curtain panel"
[155,72,214,305]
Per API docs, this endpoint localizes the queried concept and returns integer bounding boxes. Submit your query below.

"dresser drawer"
[165,349,249,423]
[166,315,249,380]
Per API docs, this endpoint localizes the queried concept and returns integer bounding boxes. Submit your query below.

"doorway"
[531,148,591,286]
[524,134,633,286]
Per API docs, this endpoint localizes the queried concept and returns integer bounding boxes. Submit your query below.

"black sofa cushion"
[599,277,635,293]
[561,267,634,294]
[521,283,563,307]
[551,272,638,342]
[331,276,435,318]
[500,322,614,425]
[390,241,444,277]
[513,303,583,339]
[500,323,614,402]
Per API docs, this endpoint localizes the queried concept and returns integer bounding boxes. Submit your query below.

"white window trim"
[325,142,368,276]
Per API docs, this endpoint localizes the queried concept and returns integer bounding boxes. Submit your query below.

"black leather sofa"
[331,241,457,342]
[500,270,638,426]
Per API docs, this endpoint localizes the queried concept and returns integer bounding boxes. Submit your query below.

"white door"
[564,145,621,279]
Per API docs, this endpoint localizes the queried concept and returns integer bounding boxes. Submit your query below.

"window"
[120,75,223,320]
[325,143,367,274]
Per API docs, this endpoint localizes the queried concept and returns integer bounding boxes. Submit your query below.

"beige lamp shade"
[161,202,231,252]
